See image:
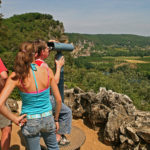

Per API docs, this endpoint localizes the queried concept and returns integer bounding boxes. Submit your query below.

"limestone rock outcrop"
[64,87,150,150]
[7,98,18,112]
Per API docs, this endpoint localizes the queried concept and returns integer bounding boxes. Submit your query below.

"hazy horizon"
[1,0,150,36]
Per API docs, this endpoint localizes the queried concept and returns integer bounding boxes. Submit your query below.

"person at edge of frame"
[0,58,12,150]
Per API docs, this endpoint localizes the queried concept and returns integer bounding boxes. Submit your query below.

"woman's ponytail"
[13,42,35,81]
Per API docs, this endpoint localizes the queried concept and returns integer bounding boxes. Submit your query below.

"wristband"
[54,119,58,122]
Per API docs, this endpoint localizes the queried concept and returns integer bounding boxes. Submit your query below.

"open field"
[90,56,150,71]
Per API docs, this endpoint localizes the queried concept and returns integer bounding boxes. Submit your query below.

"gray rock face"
[64,87,150,150]
[7,98,18,112]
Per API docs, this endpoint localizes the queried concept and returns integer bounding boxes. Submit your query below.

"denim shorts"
[50,95,72,134]
[21,115,55,137]
[21,115,59,150]
[0,102,11,128]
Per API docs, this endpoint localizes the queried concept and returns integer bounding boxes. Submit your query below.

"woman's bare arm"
[0,72,27,126]
[49,68,62,132]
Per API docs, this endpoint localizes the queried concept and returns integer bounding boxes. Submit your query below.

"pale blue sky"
[1,0,150,36]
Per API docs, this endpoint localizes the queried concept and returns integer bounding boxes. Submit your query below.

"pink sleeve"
[0,58,7,74]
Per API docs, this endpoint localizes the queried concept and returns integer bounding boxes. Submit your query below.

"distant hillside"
[66,33,150,57]
[1,13,150,57]
[0,13,68,52]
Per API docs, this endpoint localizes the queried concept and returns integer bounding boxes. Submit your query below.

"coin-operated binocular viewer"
[47,42,74,103]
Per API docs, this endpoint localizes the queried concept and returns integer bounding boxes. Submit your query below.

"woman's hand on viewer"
[48,39,59,43]
[55,56,65,69]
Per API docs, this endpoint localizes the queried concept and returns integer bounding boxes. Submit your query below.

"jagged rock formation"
[7,98,18,112]
[48,24,68,43]
[64,87,150,150]
[71,40,94,58]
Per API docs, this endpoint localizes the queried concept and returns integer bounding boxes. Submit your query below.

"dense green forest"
[0,13,67,52]
[0,13,150,111]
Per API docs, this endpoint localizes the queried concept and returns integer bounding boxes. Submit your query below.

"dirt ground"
[0,101,112,150]
[0,119,112,150]
[72,119,112,150]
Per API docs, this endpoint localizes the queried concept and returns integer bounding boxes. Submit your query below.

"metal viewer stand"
[47,42,74,103]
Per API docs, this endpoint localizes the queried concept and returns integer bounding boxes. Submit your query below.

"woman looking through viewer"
[34,40,72,146]
[0,42,62,150]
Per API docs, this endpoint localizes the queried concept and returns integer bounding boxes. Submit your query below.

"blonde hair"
[13,42,35,81]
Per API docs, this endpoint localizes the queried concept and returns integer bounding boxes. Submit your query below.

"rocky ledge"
[64,87,150,150]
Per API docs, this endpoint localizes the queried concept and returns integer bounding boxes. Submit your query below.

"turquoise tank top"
[19,64,52,115]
